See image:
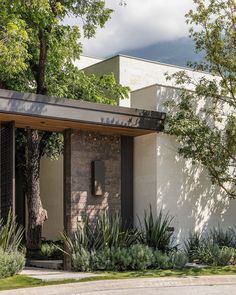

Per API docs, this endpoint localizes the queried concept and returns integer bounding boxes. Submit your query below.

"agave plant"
[184,232,201,261]
[139,206,176,252]
[61,210,140,256]
[93,210,139,250]
[0,209,24,252]
[208,225,236,248]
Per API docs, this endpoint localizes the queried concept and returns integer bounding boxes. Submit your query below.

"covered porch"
[0,88,165,269]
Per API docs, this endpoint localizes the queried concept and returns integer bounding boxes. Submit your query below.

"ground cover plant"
[184,227,236,266]
[27,239,64,260]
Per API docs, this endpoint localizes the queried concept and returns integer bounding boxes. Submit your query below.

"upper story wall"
[84,56,120,82]
[131,82,236,243]
[75,55,103,70]
[131,84,176,112]
[83,55,214,107]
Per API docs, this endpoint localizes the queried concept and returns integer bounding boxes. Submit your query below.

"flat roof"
[0,89,165,136]
[83,54,212,77]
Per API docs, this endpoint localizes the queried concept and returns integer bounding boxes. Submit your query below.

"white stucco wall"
[132,85,236,243]
[83,55,214,108]
[40,156,63,241]
[75,55,103,70]
[84,56,120,80]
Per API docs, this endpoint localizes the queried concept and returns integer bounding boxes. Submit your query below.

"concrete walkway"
[21,267,99,281]
[2,274,236,295]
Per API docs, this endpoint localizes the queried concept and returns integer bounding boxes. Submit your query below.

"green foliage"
[209,226,236,248]
[61,210,139,255]
[110,247,132,271]
[0,210,24,252]
[0,249,25,279]
[169,251,188,269]
[196,243,234,266]
[184,228,236,266]
[40,241,63,259]
[0,0,112,81]
[215,247,235,266]
[139,206,176,252]
[153,250,171,269]
[0,211,25,279]
[72,245,154,272]
[72,247,91,272]
[0,0,128,99]
[61,210,189,272]
[153,250,188,270]
[184,232,202,262]
[71,245,189,272]
[90,247,114,271]
[165,0,236,198]
[1,0,129,163]
[128,244,153,270]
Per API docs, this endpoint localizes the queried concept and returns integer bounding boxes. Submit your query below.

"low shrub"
[0,249,25,279]
[184,230,236,266]
[153,250,171,269]
[40,241,63,260]
[90,247,114,271]
[153,250,188,270]
[195,242,234,266]
[72,247,91,272]
[129,244,153,270]
[209,226,236,248]
[214,247,235,266]
[169,251,188,269]
[112,247,132,271]
[73,244,155,271]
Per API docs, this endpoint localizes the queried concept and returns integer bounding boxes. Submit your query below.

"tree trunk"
[24,28,49,250]
[25,129,47,250]
[36,29,48,95]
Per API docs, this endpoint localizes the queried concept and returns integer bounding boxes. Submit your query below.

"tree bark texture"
[25,28,49,250]
[36,29,48,95]
[25,129,47,250]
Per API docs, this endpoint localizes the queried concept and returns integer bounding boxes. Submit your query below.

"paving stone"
[21,267,100,281]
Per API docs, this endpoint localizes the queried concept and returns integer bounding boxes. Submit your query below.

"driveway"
[1,275,236,295]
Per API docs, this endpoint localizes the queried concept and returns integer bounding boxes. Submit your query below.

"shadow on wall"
[132,83,235,245]
[155,133,235,244]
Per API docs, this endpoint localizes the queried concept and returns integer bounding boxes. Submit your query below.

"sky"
[65,0,195,58]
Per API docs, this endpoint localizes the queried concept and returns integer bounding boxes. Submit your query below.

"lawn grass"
[0,276,79,291]
[79,265,236,282]
[1,266,236,291]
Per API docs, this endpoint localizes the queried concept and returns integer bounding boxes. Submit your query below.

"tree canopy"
[0,0,129,250]
[166,0,236,198]
[0,0,128,100]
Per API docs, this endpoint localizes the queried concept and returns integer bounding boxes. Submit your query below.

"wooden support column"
[0,121,15,220]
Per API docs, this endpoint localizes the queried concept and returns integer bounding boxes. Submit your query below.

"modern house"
[0,54,235,257]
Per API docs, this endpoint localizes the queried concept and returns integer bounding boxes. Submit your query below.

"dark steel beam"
[0,89,165,133]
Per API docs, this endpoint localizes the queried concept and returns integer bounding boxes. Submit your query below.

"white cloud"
[65,0,195,58]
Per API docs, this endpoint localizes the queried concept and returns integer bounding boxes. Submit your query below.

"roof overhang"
[0,89,165,136]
